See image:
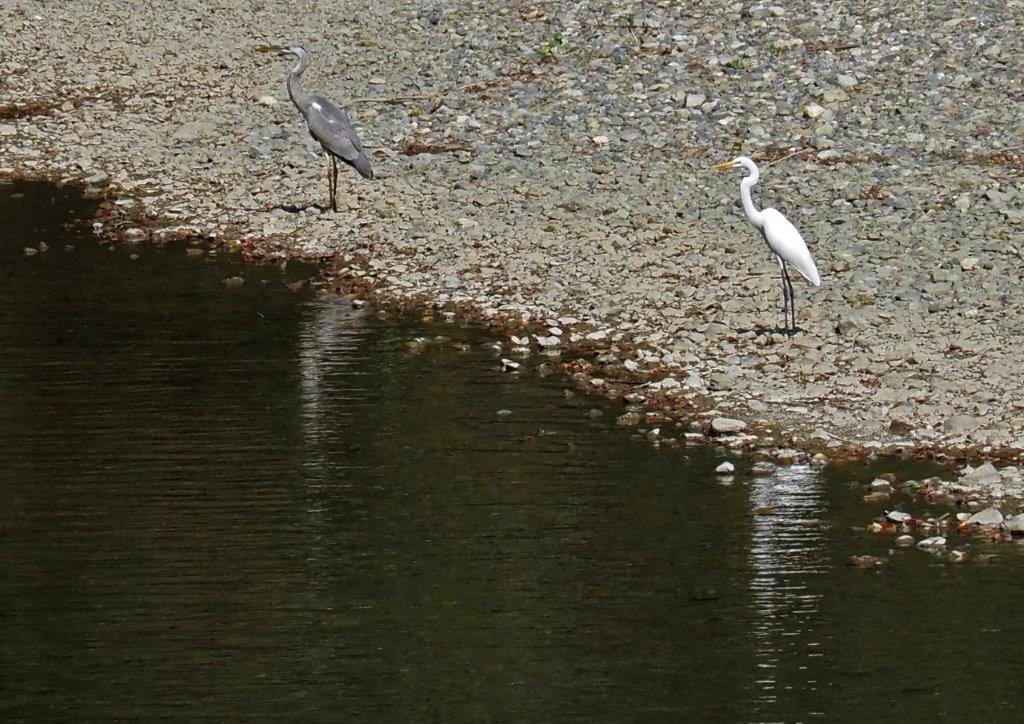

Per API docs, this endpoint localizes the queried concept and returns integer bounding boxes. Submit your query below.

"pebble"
[870,479,893,493]
[821,88,849,103]
[804,103,825,119]
[944,415,980,435]
[709,418,747,435]
[715,461,735,474]
[1002,516,1024,537]
[851,555,886,569]
[966,507,1003,527]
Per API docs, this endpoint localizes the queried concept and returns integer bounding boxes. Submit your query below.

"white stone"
[804,103,826,119]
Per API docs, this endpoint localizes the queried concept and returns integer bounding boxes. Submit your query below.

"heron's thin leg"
[330,157,339,212]
[326,157,333,211]
[332,157,339,212]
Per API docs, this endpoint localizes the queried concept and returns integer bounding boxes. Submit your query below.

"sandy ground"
[1,0,1023,461]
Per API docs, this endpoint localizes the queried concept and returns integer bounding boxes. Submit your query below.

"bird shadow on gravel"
[277,203,331,214]
[732,325,801,337]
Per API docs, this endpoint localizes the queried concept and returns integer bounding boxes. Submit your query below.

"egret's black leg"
[777,259,789,333]
[791,275,798,331]
[782,265,796,333]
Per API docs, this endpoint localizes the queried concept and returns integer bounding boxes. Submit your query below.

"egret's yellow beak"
[712,160,735,171]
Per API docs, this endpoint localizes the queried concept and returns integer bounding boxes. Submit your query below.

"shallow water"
[1,182,1023,720]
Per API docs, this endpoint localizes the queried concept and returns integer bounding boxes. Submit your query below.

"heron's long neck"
[740,173,765,228]
[287,55,312,113]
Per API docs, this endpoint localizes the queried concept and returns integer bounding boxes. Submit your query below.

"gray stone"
[709,372,739,390]
[959,462,1001,486]
[822,88,849,103]
[710,418,747,435]
[1002,515,1024,537]
[966,507,1003,527]
[944,415,980,435]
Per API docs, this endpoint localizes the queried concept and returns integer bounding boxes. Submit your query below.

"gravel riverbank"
[2,0,1023,461]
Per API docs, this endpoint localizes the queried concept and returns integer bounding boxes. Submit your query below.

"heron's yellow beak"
[712,160,735,171]
[256,44,274,53]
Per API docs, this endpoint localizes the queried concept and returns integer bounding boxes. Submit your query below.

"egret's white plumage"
[760,208,820,286]
[714,156,821,331]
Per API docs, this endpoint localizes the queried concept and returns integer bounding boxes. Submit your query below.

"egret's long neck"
[740,170,765,229]
[287,53,312,113]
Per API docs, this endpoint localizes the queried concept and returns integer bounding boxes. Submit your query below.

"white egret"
[713,156,821,333]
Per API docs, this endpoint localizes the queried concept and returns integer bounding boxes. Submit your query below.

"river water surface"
[1,182,1023,720]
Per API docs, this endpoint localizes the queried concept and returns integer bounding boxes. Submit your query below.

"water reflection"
[296,298,367,453]
[748,464,828,714]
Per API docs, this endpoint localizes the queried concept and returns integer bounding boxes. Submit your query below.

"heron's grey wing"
[306,96,373,178]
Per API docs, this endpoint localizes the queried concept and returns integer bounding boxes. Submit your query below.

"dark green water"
[1,182,1023,721]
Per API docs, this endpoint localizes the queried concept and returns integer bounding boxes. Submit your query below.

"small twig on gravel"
[400,142,470,156]
[763,147,813,167]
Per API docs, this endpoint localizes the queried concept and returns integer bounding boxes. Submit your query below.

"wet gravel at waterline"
[2,182,1024,720]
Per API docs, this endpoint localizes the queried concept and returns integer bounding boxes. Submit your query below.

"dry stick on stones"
[763,147,814,168]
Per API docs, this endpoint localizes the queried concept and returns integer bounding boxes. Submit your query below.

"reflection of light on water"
[295,299,368,685]
[748,464,827,712]
[297,299,365,455]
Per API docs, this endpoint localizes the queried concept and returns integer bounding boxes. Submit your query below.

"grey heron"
[713,156,821,333]
[262,44,373,212]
